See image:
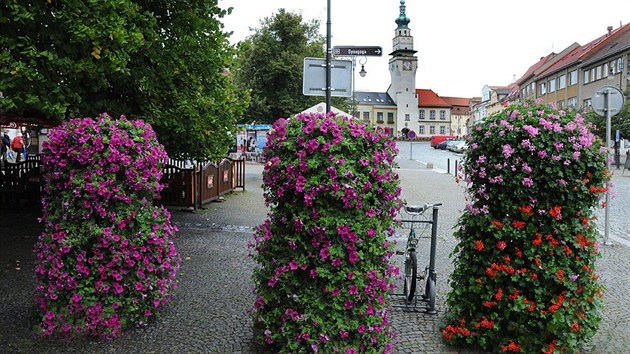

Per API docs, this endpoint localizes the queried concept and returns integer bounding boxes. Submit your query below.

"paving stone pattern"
[1,161,629,353]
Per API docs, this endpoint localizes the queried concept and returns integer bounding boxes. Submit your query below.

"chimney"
[607,26,613,36]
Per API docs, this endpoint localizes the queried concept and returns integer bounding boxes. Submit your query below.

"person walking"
[1,129,11,166]
[11,132,24,162]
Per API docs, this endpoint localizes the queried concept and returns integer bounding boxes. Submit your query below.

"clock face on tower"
[403,60,412,71]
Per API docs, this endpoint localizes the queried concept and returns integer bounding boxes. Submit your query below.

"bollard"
[455,160,458,177]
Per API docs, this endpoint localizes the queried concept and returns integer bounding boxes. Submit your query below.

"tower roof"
[395,0,410,29]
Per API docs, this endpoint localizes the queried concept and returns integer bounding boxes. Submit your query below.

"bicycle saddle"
[405,205,425,213]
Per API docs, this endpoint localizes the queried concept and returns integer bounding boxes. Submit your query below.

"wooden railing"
[0,156,246,210]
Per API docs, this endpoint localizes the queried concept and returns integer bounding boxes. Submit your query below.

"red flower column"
[442,102,609,353]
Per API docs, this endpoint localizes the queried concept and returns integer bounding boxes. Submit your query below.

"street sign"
[302,57,353,98]
[332,46,383,57]
[592,85,625,117]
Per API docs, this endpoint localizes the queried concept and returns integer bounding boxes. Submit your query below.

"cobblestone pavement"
[594,165,630,246]
[1,161,629,353]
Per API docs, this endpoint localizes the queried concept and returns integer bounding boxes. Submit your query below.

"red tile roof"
[536,27,622,78]
[441,96,470,107]
[416,89,450,107]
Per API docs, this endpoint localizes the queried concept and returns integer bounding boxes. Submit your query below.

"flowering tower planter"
[251,112,402,353]
[443,102,609,353]
[33,113,180,337]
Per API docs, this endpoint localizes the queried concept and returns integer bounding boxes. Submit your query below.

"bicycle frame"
[392,203,441,314]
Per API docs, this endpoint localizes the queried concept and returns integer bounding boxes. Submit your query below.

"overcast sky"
[220,0,630,98]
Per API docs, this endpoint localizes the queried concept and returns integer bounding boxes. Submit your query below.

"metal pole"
[604,89,611,245]
[325,0,331,113]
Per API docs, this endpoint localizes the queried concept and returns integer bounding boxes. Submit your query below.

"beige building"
[476,22,630,121]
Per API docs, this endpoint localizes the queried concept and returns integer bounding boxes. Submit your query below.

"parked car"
[430,135,456,148]
[436,140,449,150]
[448,141,468,153]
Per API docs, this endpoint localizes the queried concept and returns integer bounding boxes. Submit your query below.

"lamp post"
[351,57,367,118]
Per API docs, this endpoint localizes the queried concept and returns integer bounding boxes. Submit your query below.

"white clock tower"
[387,0,418,137]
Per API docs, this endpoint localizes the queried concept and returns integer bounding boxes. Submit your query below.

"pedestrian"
[1,129,11,166]
[20,127,30,160]
[11,132,25,162]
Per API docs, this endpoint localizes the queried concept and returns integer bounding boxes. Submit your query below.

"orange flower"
[474,317,494,329]
[495,288,503,301]
[519,205,533,216]
[483,300,497,308]
[512,220,526,229]
[491,220,505,229]
[532,233,543,246]
[474,240,484,251]
[500,340,522,352]
[570,322,580,332]
[549,206,562,220]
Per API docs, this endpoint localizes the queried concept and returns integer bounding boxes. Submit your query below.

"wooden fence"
[0,155,246,210]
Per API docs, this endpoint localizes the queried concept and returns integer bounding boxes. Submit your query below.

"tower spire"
[395,0,410,29]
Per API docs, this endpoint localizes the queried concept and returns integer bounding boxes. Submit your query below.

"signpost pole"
[325,0,331,113]
[592,85,624,246]
[604,88,611,245]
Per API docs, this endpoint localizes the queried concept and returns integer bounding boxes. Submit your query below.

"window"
[377,112,384,123]
[558,75,566,89]
[609,61,615,75]
[567,97,577,107]
[419,110,425,119]
[584,70,590,84]
[429,126,435,134]
[603,63,609,78]
[549,78,556,93]
[569,70,578,86]
[583,98,592,111]
[440,110,446,120]
[618,58,624,72]
[363,111,370,120]
[557,100,565,108]
[439,126,446,134]
[591,68,596,81]
[419,125,425,134]
[539,82,546,95]
[430,110,436,119]
[403,113,409,122]
[389,112,396,124]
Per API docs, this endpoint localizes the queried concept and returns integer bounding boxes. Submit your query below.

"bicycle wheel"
[425,277,437,314]
[403,250,417,302]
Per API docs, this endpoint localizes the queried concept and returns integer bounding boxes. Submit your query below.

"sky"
[219,0,630,99]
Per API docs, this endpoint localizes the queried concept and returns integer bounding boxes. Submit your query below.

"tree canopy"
[0,0,247,160]
[233,9,349,124]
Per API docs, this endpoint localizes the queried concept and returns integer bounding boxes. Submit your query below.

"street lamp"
[359,57,367,77]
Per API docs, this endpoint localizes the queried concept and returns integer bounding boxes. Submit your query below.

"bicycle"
[395,202,442,314]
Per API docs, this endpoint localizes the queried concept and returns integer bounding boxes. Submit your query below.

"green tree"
[0,0,246,160]
[233,9,348,124]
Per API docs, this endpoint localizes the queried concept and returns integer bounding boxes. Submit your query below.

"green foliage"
[443,102,609,353]
[251,113,402,352]
[233,9,349,124]
[0,0,247,160]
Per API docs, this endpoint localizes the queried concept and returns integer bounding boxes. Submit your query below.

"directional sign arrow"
[333,46,383,57]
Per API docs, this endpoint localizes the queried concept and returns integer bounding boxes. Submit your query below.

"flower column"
[251,112,402,353]
[443,102,609,353]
